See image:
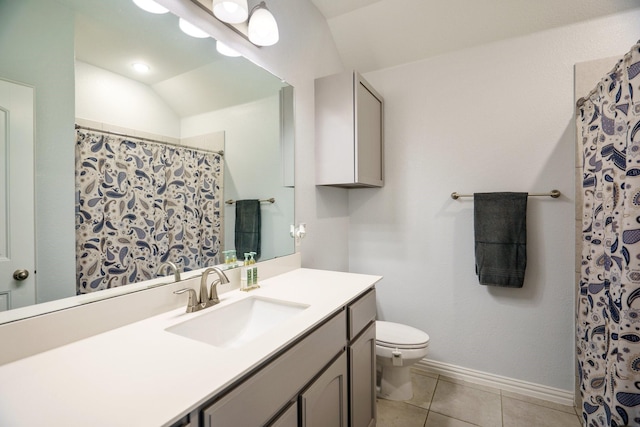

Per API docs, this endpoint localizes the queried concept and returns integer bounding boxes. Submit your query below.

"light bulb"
[179,18,209,38]
[132,0,169,14]
[216,41,242,57]
[223,3,238,13]
[212,0,248,24]
[248,3,279,46]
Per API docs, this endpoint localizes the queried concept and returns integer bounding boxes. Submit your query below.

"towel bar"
[450,190,561,200]
[225,198,275,205]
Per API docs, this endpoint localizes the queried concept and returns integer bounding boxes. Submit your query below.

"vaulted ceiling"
[310,0,640,72]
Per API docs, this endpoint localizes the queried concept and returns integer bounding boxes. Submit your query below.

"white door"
[0,78,35,311]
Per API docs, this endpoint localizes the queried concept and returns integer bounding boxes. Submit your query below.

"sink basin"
[165,296,310,348]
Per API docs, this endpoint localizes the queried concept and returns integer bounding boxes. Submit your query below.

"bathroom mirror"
[0,0,294,322]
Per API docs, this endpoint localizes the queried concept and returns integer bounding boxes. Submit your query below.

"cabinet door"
[355,79,383,187]
[349,322,376,427]
[300,352,348,427]
[269,401,298,427]
[202,311,346,427]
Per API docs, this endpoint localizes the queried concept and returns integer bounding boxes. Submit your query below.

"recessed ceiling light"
[132,62,150,73]
[179,18,209,38]
[132,0,169,14]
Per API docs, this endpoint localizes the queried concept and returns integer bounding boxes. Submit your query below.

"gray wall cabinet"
[315,71,384,188]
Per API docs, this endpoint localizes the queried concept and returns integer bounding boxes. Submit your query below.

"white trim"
[415,359,575,407]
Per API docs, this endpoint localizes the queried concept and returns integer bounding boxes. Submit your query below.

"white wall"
[182,96,295,261]
[161,0,349,272]
[349,10,640,392]
[0,0,76,303]
[75,61,181,138]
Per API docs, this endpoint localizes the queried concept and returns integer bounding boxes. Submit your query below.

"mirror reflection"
[0,0,294,320]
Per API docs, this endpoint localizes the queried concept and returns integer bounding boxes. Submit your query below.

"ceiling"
[310,0,640,73]
[56,0,639,115]
[60,0,285,118]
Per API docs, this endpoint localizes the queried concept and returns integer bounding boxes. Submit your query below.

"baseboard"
[414,359,574,407]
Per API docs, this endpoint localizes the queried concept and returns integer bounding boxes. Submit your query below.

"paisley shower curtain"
[577,41,640,427]
[75,129,223,294]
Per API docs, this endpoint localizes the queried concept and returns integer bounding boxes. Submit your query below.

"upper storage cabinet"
[315,71,384,188]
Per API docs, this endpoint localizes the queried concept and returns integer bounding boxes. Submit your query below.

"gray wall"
[349,10,640,391]
[160,0,349,272]
[0,0,76,303]
[157,0,640,393]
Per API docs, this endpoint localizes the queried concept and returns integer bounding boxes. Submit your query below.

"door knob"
[13,269,29,281]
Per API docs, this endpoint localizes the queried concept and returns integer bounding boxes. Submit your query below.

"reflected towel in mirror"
[235,199,261,260]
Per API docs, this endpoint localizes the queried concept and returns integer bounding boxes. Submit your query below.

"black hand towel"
[235,199,261,260]
[474,192,527,288]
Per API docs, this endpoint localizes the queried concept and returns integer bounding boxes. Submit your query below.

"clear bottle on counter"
[249,252,258,287]
[240,253,250,290]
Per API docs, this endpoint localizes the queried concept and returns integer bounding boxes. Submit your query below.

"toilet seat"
[376,321,429,349]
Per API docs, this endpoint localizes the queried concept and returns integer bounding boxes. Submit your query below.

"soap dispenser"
[249,252,258,287]
[241,253,251,290]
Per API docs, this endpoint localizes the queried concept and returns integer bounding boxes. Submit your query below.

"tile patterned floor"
[376,370,582,427]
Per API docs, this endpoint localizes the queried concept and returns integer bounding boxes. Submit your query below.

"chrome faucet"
[199,267,230,307]
[174,267,230,313]
[173,288,199,313]
[157,261,181,282]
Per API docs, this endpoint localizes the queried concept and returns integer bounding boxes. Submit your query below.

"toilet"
[376,320,430,401]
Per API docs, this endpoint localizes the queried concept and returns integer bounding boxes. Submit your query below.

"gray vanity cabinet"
[315,71,384,188]
[347,289,377,427]
[202,311,346,427]
[269,402,298,427]
[199,287,377,427]
[300,352,348,426]
[349,323,376,427]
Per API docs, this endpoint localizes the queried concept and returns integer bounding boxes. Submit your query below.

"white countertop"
[0,268,380,427]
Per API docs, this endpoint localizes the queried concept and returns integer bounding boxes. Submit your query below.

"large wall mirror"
[0,0,294,323]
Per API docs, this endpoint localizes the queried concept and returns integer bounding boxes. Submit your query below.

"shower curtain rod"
[75,124,224,156]
[225,198,275,205]
[450,190,561,200]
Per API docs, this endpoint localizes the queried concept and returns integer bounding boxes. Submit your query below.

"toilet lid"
[376,321,430,349]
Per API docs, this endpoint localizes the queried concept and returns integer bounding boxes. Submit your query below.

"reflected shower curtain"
[578,41,640,426]
[75,129,223,294]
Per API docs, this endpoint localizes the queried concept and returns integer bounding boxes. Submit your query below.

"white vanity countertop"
[0,268,381,427]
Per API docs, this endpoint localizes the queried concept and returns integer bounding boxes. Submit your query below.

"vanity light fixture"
[179,17,210,38]
[212,0,248,24]
[248,2,279,46]
[207,0,279,47]
[216,40,242,57]
[132,0,169,14]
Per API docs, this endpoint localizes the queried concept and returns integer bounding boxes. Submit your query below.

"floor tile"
[407,371,438,409]
[430,380,502,427]
[376,398,428,427]
[438,375,501,395]
[425,411,479,427]
[502,396,581,427]
[412,367,439,379]
[501,390,576,415]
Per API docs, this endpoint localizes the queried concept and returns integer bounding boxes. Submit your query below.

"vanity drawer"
[347,289,376,340]
[202,310,347,427]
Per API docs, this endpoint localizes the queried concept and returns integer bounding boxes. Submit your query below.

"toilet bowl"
[376,320,430,401]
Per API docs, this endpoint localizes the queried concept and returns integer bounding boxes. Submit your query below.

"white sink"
[165,296,310,348]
